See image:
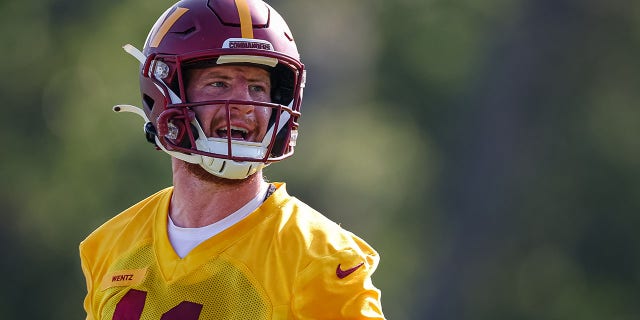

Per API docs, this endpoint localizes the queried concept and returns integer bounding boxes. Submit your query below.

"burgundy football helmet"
[116,0,305,179]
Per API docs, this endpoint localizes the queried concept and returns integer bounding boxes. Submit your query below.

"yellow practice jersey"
[80,183,384,319]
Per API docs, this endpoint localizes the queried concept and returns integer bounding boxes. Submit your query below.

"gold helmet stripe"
[234,0,254,39]
[149,7,190,48]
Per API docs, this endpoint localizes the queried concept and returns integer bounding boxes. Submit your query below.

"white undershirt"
[168,182,269,258]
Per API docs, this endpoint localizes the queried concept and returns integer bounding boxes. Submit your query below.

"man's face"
[185,64,272,143]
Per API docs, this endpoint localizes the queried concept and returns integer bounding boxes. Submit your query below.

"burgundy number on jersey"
[161,301,203,320]
[113,289,203,320]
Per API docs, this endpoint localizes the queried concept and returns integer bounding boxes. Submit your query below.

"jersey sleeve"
[291,245,385,319]
[79,245,96,320]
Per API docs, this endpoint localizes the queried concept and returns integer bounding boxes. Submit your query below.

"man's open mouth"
[216,126,249,140]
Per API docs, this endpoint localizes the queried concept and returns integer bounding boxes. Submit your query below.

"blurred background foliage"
[1,0,639,318]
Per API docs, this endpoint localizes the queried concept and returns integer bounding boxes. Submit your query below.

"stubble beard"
[184,162,256,186]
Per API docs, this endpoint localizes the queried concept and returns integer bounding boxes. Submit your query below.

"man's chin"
[184,162,251,185]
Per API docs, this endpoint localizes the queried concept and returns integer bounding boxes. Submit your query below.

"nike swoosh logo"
[336,262,364,279]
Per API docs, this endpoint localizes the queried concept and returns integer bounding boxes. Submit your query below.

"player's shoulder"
[80,187,173,251]
[268,183,378,259]
[268,183,340,231]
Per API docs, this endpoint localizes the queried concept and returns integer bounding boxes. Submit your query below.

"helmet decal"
[148,7,189,48]
[222,38,272,51]
[234,0,254,38]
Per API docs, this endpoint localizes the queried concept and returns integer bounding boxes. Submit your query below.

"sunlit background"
[1,0,640,318]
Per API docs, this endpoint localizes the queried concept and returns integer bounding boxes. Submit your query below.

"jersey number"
[113,289,203,319]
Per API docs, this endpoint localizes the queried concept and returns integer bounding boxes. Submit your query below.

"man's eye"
[250,85,266,92]
[209,81,225,88]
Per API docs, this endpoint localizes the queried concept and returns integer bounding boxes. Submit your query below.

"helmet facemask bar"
[156,99,300,163]
[145,51,304,164]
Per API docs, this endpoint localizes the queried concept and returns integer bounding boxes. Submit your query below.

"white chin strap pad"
[199,156,266,179]
[191,124,270,179]
[188,109,290,179]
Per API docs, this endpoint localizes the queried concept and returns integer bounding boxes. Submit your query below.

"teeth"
[217,126,249,140]
[230,126,248,134]
[219,126,248,134]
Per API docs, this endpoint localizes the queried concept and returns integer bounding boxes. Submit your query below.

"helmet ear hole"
[142,94,155,111]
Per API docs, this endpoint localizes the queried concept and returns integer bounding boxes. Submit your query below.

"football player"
[80,0,385,318]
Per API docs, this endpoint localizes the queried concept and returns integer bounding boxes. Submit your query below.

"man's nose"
[228,86,254,113]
